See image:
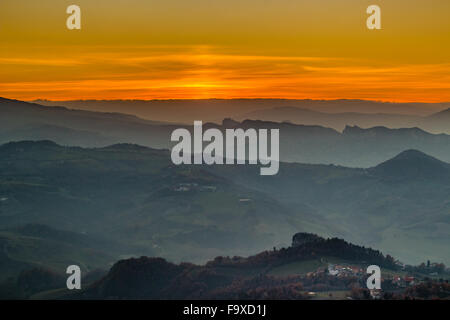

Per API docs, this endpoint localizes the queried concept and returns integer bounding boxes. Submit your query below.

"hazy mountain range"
[0,96,449,298]
[243,106,450,134]
[34,99,450,122]
[2,98,450,167]
[207,149,450,265]
[34,99,450,134]
[0,97,173,149]
[0,141,448,269]
[217,119,450,167]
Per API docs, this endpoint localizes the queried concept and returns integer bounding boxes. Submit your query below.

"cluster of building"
[300,260,447,299]
[391,275,416,287]
[173,183,217,192]
[326,263,421,288]
[327,264,418,288]
[328,264,363,277]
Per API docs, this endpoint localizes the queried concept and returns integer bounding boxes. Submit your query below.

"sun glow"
[1,0,449,102]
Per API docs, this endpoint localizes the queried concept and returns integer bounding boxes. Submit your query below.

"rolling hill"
[207,150,450,265]
[0,141,300,266]
[35,233,447,300]
[0,224,117,283]
[0,140,448,267]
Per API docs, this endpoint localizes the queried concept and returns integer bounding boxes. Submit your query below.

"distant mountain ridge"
[219,119,450,166]
[243,106,422,131]
[370,149,450,180]
[34,98,449,119]
[0,97,173,148]
[0,97,161,124]
[1,97,449,300]
[34,98,450,133]
[244,105,450,134]
[420,108,450,133]
[2,97,450,167]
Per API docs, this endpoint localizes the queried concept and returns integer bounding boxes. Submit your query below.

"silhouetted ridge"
[370,149,450,179]
[429,108,450,117]
[393,149,440,161]
[91,257,187,299]
[343,125,428,136]
[222,118,240,127]
[100,143,157,152]
[222,118,340,135]
[0,96,69,112]
[0,140,59,150]
[292,232,322,247]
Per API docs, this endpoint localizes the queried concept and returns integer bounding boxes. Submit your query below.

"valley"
[0,97,449,300]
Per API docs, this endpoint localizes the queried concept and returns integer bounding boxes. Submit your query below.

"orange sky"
[0,0,449,102]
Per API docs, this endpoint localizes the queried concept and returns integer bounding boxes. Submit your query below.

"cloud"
[1,46,449,102]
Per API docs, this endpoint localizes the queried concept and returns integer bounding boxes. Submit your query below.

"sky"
[0,0,449,102]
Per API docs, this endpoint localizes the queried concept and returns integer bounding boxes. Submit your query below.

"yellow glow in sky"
[0,0,449,102]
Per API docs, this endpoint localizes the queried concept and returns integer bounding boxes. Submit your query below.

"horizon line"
[19,97,450,105]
